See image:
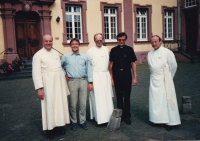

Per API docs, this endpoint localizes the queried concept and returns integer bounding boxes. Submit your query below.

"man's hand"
[88,83,93,91]
[37,88,44,100]
[132,77,138,86]
[111,79,115,87]
[65,74,71,81]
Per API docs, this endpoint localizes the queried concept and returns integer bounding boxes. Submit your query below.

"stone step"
[0,60,32,80]
[23,67,32,71]
[11,71,32,76]
[0,73,32,80]
[24,60,32,67]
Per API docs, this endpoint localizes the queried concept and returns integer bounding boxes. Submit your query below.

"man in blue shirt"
[61,38,92,131]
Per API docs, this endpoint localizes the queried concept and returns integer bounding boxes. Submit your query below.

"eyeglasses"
[95,40,103,43]
[118,39,126,42]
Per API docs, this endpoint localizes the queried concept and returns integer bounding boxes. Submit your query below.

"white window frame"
[66,5,83,42]
[104,7,118,42]
[185,0,197,8]
[136,9,148,41]
[164,11,173,40]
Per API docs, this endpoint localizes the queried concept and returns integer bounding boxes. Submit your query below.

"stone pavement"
[0,63,200,141]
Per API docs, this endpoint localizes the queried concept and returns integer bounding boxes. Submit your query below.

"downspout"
[178,0,181,51]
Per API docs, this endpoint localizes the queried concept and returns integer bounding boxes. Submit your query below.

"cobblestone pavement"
[0,63,200,141]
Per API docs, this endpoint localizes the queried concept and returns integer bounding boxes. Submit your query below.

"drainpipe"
[178,0,181,51]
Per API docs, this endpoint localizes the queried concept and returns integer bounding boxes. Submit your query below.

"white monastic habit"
[32,48,70,130]
[87,45,114,124]
[147,46,181,125]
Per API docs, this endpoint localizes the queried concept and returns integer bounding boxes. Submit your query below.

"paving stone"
[0,63,200,140]
[183,103,192,113]
[182,96,192,103]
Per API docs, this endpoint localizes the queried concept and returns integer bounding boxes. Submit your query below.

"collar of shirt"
[117,45,125,48]
[70,51,82,56]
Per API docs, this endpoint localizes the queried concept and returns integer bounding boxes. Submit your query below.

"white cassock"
[87,46,114,124]
[32,48,70,130]
[147,46,181,125]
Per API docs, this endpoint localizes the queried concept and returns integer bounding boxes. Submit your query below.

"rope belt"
[150,66,175,110]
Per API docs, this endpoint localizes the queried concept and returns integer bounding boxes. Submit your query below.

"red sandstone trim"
[161,6,178,41]
[133,4,152,42]
[100,2,122,44]
[61,0,88,46]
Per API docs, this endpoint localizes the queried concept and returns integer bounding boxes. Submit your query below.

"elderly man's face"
[43,35,53,51]
[94,34,103,47]
[151,36,162,50]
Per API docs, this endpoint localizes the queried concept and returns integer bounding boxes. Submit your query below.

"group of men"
[32,33,181,139]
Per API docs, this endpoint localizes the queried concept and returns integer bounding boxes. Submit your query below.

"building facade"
[0,0,199,64]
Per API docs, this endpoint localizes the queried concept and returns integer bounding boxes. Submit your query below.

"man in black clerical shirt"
[109,32,138,125]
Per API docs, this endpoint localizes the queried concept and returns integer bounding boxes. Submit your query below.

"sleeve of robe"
[166,49,177,78]
[86,49,93,82]
[60,55,67,75]
[32,52,43,90]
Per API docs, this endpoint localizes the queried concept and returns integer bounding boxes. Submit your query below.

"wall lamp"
[56,16,60,23]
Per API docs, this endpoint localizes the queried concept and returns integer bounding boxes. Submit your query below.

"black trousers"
[113,69,132,118]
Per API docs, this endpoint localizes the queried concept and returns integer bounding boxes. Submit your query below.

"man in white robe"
[147,35,181,131]
[32,34,70,139]
[87,33,114,125]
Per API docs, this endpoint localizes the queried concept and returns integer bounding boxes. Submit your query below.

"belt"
[69,77,86,80]
[118,68,129,71]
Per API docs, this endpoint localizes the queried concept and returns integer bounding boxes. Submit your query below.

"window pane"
[185,0,197,7]
[104,8,108,14]
[164,10,173,39]
[137,10,147,40]
[74,7,80,12]
[66,6,82,40]
[104,8,117,40]
[66,6,71,12]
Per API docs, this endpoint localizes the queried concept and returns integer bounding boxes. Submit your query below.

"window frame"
[133,4,152,43]
[185,0,197,8]
[164,10,174,40]
[61,0,88,46]
[104,7,118,42]
[162,6,178,41]
[136,9,148,41]
[66,5,83,42]
[100,2,122,45]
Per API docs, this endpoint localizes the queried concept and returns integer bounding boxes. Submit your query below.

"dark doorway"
[15,11,41,59]
[184,8,198,53]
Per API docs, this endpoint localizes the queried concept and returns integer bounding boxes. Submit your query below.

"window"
[100,2,122,44]
[66,5,82,41]
[104,7,117,42]
[164,11,173,40]
[136,9,147,41]
[162,6,178,41]
[61,0,88,46]
[185,0,197,7]
[133,4,152,42]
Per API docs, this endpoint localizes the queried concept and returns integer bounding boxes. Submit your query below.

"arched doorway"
[15,11,41,59]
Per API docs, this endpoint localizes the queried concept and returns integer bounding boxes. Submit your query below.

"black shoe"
[46,130,54,139]
[70,123,77,131]
[124,118,131,125]
[80,122,88,130]
[56,127,66,135]
[165,125,173,131]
